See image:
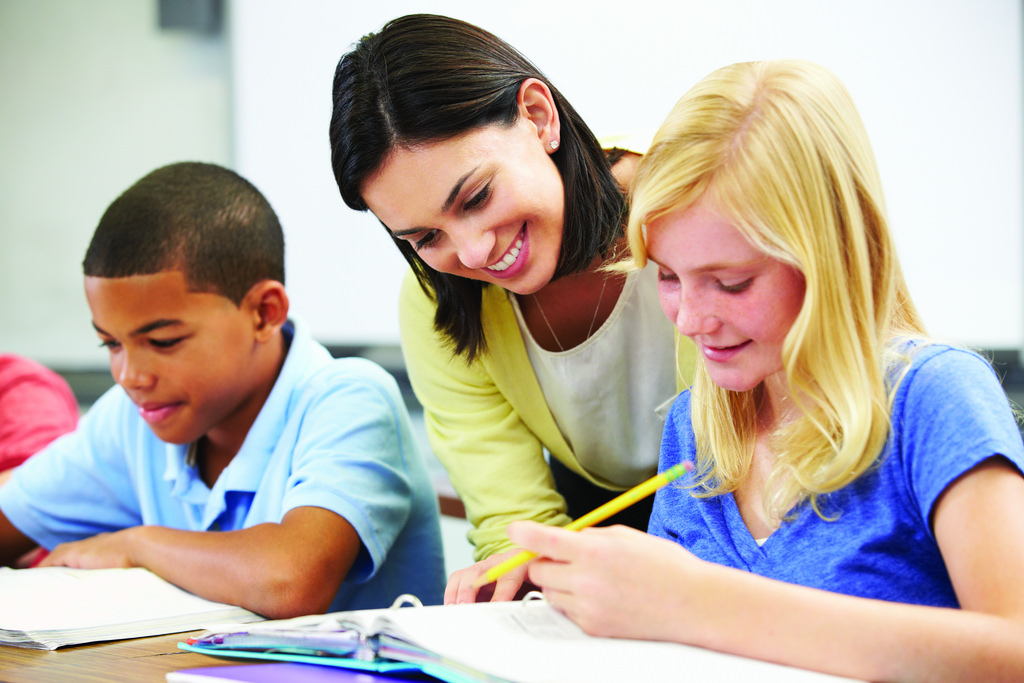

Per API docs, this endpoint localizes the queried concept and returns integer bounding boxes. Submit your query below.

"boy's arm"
[0,505,42,567]
[38,505,360,619]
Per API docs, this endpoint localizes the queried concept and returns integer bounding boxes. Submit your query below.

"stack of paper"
[0,566,263,650]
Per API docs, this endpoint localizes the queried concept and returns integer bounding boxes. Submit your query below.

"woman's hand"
[444,549,536,604]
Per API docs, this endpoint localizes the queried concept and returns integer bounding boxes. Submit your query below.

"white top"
[512,265,678,487]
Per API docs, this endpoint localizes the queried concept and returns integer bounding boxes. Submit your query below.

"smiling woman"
[360,108,565,295]
[329,13,697,604]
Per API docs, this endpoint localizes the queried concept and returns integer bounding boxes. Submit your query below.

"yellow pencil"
[472,460,694,588]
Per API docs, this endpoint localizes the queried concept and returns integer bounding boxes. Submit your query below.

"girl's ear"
[244,280,289,341]
[517,78,561,153]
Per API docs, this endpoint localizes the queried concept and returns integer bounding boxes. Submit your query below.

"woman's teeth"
[487,237,523,272]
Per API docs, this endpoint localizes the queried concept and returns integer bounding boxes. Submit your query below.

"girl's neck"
[756,374,798,434]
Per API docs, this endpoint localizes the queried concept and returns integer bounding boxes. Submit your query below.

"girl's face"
[646,197,806,394]
[361,117,565,296]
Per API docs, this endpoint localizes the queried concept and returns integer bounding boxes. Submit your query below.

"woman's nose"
[450,226,498,270]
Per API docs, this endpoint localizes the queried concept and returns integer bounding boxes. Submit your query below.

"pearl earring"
[550,140,559,150]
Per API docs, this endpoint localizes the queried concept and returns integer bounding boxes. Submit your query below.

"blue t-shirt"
[0,319,445,610]
[650,344,1024,607]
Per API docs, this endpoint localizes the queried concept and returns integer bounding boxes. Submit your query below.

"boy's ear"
[517,78,560,152]
[244,280,289,342]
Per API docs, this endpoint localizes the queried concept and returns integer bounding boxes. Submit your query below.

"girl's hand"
[507,520,703,642]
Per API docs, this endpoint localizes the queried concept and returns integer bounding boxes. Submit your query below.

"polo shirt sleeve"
[277,360,419,583]
[0,387,143,548]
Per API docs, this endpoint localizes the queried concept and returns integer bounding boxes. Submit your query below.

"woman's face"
[361,118,565,295]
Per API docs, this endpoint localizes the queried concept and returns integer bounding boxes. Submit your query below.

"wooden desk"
[0,630,235,683]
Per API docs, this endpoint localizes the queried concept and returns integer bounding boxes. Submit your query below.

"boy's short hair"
[83,162,285,305]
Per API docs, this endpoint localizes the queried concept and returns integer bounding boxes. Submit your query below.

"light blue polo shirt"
[0,319,445,610]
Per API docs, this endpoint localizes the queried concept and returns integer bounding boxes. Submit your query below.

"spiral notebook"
[176,594,859,683]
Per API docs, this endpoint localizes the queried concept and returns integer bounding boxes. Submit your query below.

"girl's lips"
[137,402,181,425]
[485,226,528,279]
[700,340,751,363]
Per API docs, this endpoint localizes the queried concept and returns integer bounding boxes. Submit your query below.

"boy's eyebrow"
[390,166,479,238]
[92,319,184,337]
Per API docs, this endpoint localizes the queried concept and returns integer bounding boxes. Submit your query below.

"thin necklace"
[533,274,610,352]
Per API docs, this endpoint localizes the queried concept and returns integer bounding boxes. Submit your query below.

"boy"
[0,162,445,617]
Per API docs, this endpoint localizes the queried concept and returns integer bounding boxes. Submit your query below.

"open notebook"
[0,566,263,650]
[177,594,860,683]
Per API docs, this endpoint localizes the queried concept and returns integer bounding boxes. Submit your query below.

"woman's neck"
[519,253,625,352]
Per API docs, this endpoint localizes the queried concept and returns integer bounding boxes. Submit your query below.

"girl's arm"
[509,456,1024,682]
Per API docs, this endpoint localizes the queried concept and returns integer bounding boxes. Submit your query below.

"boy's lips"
[136,401,182,425]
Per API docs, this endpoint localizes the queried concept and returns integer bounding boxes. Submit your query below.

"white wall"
[231,0,1024,352]
[1,0,1021,369]
[0,0,230,368]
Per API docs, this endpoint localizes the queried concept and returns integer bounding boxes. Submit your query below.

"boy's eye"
[150,337,185,349]
[414,230,440,251]
[719,278,753,294]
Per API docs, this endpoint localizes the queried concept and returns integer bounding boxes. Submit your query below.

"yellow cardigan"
[399,269,696,560]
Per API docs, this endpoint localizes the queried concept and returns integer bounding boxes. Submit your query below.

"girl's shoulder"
[889,339,998,390]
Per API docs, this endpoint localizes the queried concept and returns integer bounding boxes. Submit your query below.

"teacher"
[329,13,695,602]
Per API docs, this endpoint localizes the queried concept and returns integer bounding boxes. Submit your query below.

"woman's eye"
[99,339,120,350]
[463,184,491,211]
[414,230,440,251]
[719,278,753,294]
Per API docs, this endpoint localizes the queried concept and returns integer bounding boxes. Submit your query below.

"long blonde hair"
[628,60,926,520]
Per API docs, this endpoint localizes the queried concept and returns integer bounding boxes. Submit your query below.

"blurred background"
[1,1,1021,557]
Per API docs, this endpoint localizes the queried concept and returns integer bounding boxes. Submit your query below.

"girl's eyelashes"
[719,278,753,294]
[99,339,120,350]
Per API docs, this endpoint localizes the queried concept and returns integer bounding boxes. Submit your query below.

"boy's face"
[84,270,266,447]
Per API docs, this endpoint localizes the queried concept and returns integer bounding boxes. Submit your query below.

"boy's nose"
[115,354,156,391]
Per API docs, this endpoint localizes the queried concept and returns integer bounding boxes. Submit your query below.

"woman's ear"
[244,280,290,342]
[518,78,561,153]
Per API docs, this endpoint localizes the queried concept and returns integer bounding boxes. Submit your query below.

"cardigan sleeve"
[398,272,571,560]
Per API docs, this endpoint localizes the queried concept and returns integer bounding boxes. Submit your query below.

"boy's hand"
[37,529,138,569]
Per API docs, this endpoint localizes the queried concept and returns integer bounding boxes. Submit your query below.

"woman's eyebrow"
[442,167,479,213]
[389,165,483,238]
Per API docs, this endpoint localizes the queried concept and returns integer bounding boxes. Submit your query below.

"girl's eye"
[99,339,120,351]
[414,230,440,251]
[719,278,753,294]
[463,184,491,211]
[656,268,678,283]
